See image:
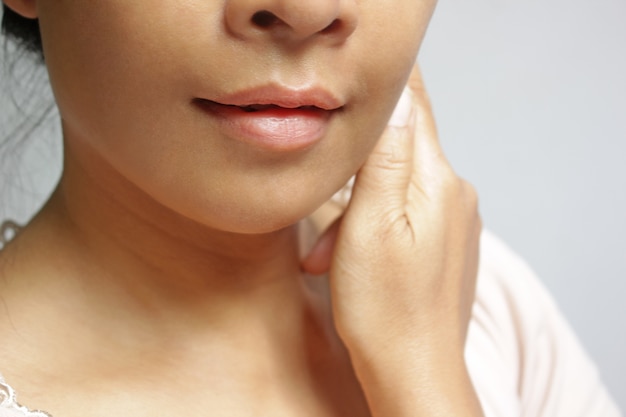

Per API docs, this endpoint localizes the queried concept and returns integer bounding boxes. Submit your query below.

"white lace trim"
[0,376,53,417]
[0,220,22,251]
[1,223,52,416]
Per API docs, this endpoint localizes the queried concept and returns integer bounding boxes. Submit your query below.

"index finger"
[407,63,450,172]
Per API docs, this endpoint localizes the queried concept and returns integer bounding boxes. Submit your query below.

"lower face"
[36,0,437,234]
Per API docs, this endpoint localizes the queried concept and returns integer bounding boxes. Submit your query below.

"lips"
[223,103,319,113]
[207,84,344,110]
[194,85,343,151]
[198,101,322,114]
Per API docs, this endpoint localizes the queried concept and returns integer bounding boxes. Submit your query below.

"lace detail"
[0,222,53,416]
[0,221,22,251]
[0,376,52,417]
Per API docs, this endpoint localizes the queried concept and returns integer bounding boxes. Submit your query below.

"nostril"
[251,10,280,28]
[321,19,342,34]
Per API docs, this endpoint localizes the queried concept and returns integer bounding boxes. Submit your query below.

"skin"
[0,0,483,416]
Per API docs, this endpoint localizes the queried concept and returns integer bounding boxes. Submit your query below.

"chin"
[168,191,321,236]
[206,210,309,236]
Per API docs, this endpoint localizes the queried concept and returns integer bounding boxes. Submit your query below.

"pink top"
[0,231,622,416]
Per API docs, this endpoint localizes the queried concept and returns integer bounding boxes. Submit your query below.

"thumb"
[301,215,342,275]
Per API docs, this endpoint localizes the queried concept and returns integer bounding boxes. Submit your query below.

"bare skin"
[0,0,482,416]
[0,161,371,417]
[0,67,482,417]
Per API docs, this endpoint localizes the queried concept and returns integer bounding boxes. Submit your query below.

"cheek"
[34,0,435,233]
[38,2,202,140]
[37,2,225,192]
[354,1,433,107]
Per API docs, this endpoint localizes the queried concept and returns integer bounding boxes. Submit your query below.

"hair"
[1,6,58,223]
[1,5,43,59]
[1,4,50,154]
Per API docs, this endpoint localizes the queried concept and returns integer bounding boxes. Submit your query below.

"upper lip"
[206,84,344,111]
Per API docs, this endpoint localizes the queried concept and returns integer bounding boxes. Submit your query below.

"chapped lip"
[196,84,344,111]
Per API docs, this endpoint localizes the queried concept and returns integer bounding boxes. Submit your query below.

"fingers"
[407,64,448,174]
[347,63,450,221]
[347,87,416,217]
[328,176,355,211]
[407,63,429,99]
[302,63,450,273]
[301,215,342,275]
[301,87,415,275]
[326,64,444,215]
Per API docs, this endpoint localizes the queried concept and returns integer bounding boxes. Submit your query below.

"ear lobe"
[3,0,38,19]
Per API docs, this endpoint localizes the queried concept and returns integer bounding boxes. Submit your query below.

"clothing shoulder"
[466,230,622,417]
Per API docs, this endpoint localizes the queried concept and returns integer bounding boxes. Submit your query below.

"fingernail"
[388,87,413,128]
[330,175,355,207]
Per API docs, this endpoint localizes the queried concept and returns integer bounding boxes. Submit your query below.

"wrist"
[346,342,484,417]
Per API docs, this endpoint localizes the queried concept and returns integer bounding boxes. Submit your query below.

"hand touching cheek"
[303,66,484,417]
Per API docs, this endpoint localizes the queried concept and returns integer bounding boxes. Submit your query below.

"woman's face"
[35,0,436,233]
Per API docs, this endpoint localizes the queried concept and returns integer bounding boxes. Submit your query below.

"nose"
[224,0,359,44]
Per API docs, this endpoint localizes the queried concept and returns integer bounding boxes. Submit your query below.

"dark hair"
[1,4,50,150]
[1,5,43,59]
[1,5,57,224]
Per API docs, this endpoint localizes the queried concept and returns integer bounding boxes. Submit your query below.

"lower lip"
[195,100,335,151]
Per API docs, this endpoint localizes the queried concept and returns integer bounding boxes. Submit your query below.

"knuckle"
[369,157,407,174]
[436,169,464,198]
[476,214,484,233]
[460,181,481,224]
[438,176,481,220]
[461,180,479,210]
[370,146,411,173]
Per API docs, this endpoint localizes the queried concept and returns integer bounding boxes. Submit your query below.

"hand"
[302,65,483,416]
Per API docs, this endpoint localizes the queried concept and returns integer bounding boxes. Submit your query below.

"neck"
[26,141,326,348]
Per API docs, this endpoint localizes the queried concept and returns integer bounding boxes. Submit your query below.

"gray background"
[1,0,625,411]
[420,0,626,409]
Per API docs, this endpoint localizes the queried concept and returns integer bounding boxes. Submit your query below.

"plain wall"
[420,0,626,409]
[1,0,625,411]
